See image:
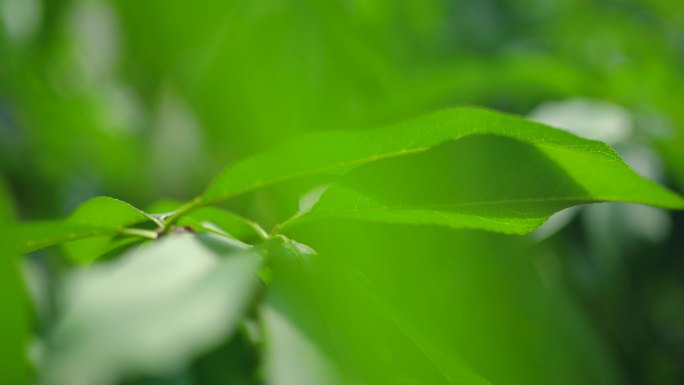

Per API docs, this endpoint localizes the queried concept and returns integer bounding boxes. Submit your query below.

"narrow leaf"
[7,197,153,259]
[9,222,115,255]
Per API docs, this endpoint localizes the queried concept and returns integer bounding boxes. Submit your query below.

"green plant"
[4,107,683,385]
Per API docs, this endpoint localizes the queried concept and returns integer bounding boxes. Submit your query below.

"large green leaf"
[0,211,30,383]
[0,182,30,384]
[261,236,490,385]
[0,251,30,384]
[291,222,623,385]
[338,266,493,385]
[40,233,262,385]
[261,237,344,385]
[0,177,15,221]
[198,108,684,216]
[284,135,684,234]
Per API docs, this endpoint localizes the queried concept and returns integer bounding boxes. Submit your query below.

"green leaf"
[0,176,15,221]
[198,107,684,214]
[261,237,344,385]
[0,226,31,384]
[62,197,155,263]
[8,221,116,255]
[40,233,262,385]
[6,197,154,258]
[339,267,493,385]
[0,185,30,384]
[261,236,490,385]
[67,196,153,227]
[280,132,683,235]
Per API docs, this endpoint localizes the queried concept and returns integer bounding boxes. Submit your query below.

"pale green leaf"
[40,233,262,385]
[199,108,684,215]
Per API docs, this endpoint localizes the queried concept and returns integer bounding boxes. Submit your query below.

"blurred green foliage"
[2,0,684,384]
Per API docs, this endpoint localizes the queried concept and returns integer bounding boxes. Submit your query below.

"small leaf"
[40,233,262,385]
[4,197,153,259]
[9,221,115,255]
[68,196,153,227]
[63,197,157,263]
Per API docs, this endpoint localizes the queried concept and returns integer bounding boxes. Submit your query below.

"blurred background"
[1,0,684,384]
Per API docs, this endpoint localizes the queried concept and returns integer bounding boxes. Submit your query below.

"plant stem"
[120,228,158,240]
[163,197,203,230]
[145,213,165,229]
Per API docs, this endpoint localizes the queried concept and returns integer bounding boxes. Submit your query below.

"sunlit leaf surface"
[286,135,683,234]
[200,108,684,213]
